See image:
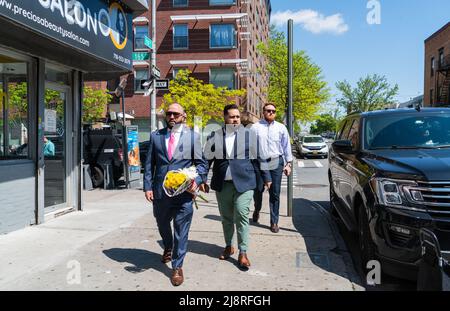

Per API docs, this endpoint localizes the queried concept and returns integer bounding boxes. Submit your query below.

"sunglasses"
[166,111,182,117]
[264,109,276,114]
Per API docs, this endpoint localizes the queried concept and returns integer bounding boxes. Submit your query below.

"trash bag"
[417,228,450,291]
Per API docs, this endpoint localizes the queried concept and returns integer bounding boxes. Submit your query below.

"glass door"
[44,85,68,209]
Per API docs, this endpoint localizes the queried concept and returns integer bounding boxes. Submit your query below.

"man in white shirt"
[251,103,293,233]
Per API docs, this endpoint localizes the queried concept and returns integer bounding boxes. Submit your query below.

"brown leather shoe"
[252,211,260,223]
[238,253,251,270]
[161,249,172,264]
[170,268,184,286]
[270,223,279,233]
[219,246,235,260]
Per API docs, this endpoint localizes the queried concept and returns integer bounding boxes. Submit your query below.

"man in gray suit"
[144,103,208,286]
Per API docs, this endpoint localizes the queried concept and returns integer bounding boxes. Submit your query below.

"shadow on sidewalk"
[292,198,364,287]
[103,248,172,277]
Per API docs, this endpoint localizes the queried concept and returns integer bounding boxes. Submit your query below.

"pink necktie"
[167,132,175,160]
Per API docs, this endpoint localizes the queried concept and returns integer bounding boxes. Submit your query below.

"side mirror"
[332,140,353,154]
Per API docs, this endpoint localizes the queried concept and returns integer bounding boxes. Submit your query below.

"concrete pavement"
[0,164,363,291]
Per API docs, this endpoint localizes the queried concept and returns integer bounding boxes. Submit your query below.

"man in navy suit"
[204,104,271,270]
[144,103,208,286]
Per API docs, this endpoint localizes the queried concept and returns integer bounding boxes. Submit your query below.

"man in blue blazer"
[204,104,271,270]
[144,103,208,286]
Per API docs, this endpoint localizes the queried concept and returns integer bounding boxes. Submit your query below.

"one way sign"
[155,79,169,90]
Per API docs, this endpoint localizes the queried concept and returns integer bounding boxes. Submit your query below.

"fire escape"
[436,54,450,106]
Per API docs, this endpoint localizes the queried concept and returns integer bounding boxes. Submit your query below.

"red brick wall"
[424,23,450,106]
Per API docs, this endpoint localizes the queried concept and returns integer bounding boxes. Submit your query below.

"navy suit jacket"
[143,126,208,200]
[205,126,271,193]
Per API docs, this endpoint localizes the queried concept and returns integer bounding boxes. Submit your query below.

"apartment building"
[424,22,450,107]
[110,0,271,141]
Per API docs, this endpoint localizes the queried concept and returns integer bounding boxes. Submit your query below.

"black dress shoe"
[252,211,260,223]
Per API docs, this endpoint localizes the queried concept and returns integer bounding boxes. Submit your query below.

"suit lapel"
[160,128,169,161]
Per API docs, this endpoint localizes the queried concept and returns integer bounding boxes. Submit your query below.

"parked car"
[328,108,450,280]
[83,128,124,188]
[297,135,329,159]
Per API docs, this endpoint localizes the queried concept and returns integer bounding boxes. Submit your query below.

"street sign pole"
[150,0,157,131]
[287,19,294,217]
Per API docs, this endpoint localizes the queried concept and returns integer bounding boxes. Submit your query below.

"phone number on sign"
[113,53,131,65]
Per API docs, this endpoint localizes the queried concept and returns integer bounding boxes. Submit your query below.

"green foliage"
[6,83,111,125]
[7,83,28,124]
[310,113,339,135]
[82,86,112,124]
[257,27,330,123]
[162,69,246,127]
[336,74,399,114]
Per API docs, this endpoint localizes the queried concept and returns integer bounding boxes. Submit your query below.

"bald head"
[166,103,186,128]
[167,103,185,114]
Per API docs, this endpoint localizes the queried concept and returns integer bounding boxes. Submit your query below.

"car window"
[336,120,347,140]
[303,136,324,143]
[347,119,360,151]
[340,119,354,140]
[365,114,450,149]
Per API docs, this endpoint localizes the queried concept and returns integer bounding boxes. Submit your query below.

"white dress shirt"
[224,130,236,180]
[251,119,293,164]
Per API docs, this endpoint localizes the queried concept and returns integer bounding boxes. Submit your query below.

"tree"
[162,69,246,127]
[336,74,399,114]
[257,27,330,123]
[82,86,112,124]
[310,113,339,135]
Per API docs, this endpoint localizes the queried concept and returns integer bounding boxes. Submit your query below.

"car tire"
[329,178,339,218]
[91,165,104,188]
[357,204,377,272]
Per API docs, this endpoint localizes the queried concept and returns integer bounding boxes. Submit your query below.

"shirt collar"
[168,124,184,134]
[261,119,275,126]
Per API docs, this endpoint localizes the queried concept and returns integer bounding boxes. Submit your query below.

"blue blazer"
[143,126,208,200]
[205,126,271,193]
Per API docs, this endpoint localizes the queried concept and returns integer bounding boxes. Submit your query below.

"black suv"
[329,108,450,280]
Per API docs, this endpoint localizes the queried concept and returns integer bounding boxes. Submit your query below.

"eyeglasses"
[264,109,276,114]
[166,111,182,117]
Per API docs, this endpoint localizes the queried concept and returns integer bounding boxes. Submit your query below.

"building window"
[173,24,188,49]
[173,68,187,79]
[1,52,29,160]
[134,68,149,93]
[210,68,235,89]
[134,25,149,50]
[210,24,236,48]
[431,57,435,76]
[439,48,444,67]
[174,0,188,7]
[209,0,235,5]
[430,89,434,106]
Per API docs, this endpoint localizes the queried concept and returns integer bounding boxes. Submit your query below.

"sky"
[269,0,450,109]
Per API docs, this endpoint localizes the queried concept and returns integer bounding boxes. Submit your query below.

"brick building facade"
[107,0,271,141]
[424,22,450,107]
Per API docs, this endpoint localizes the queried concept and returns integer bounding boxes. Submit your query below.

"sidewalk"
[0,186,363,291]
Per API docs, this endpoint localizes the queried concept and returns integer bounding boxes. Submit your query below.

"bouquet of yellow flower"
[163,166,208,209]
